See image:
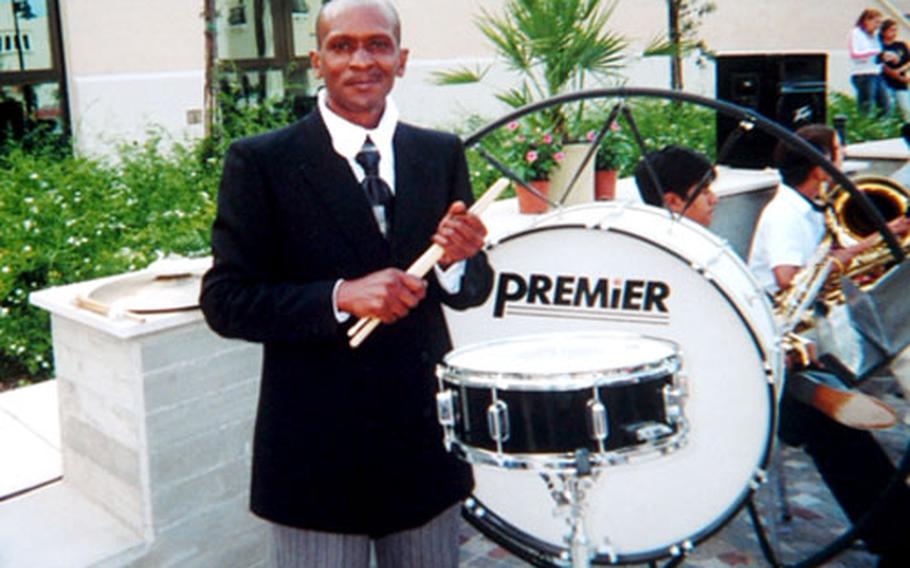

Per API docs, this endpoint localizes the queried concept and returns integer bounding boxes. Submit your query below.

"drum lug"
[486,399,510,448]
[436,390,456,426]
[585,399,609,444]
[436,389,457,451]
[662,378,687,423]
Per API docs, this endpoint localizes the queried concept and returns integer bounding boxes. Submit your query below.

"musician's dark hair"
[773,124,837,188]
[634,145,715,206]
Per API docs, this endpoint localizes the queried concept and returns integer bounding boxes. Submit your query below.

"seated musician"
[745,125,910,567]
[635,140,910,567]
[633,145,718,227]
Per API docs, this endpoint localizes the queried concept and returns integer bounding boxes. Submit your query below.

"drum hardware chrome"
[668,539,694,557]
[486,398,510,454]
[436,390,456,426]
[606,453,630,466]
[459,384,471,432]
[689,259,708,276]
[625,421,674,443]
[661,438,687,455]
[592,202,629,231]
[662,380,686,422]
[703,247,727,269]
[542,449,600,568]
[750,469,768,491]
[464,497,488,520]
[585,397,609,453]
[436,390,456,451]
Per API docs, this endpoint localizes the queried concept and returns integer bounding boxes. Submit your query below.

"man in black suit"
[200,1,493,566]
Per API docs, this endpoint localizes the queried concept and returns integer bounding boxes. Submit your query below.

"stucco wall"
[54,0,910,152]
[59,0,206,156]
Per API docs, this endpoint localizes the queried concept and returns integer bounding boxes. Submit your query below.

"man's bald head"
[316,0,401,47]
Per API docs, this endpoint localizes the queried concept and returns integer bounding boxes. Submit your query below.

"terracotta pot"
[595,169,618,200]
[516,179,550,214]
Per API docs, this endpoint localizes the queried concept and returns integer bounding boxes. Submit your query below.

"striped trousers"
[271,504,461,568]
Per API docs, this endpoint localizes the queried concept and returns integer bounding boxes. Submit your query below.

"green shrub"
[827,91,904,144]
[0,96,294,386]
[0,138,222,382]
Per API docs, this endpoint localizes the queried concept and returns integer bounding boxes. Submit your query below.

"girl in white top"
[849,8,893,114]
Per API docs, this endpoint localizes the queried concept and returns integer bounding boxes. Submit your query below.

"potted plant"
[588,126,636,200]
[498,121,564,213]
[435,1,627,206]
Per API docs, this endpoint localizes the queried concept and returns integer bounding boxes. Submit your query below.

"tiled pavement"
[457,375,909,567]
[2,376,906,567]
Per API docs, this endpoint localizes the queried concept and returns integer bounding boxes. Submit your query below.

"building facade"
[2,0,906,155]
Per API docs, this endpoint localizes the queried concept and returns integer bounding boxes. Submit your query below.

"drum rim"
[449,426,688,471]
[438,330,682,391]
[439,354,680,391]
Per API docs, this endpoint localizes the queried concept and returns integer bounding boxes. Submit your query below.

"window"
[228,4,247,26]
[290,0,309,15]
[0,0,68,143]
[213,0,321,117]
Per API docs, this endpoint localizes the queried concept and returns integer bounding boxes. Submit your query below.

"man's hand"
[887,214,910,237]
[337,269,427,324]
[832,214,910,269]
[432,201,488,269]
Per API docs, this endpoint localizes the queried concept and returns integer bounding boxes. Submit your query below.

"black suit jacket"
[200,110,493,536]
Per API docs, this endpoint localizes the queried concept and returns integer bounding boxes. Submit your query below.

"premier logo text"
[493,272,671,318]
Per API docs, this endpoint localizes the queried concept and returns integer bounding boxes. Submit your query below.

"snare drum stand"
[541,449,605,568]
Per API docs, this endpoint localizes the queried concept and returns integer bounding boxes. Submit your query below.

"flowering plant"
[588,126,636,172]
[498,121,565,181]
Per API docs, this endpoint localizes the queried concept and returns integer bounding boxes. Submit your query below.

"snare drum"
[444,202,783,564]
[437,331,685,470]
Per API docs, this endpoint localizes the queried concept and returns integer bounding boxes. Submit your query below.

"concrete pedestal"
[1,265,268,567]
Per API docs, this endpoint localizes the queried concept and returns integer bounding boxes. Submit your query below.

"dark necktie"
[355,137,394,234]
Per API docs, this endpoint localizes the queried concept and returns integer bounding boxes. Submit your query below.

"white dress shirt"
[319,90,397,191]
[748,183,827,294]
[317,90,466,321]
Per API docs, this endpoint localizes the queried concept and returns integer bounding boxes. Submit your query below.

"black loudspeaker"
[716,53,827,169]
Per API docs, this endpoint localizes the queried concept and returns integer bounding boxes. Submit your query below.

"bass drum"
[445,201,783,564]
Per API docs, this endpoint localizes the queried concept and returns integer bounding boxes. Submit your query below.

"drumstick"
[74,294,146,323]
[347,176,507,341]
[348,177,509,348]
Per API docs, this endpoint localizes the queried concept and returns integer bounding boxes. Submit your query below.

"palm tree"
[434,0,627,138]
